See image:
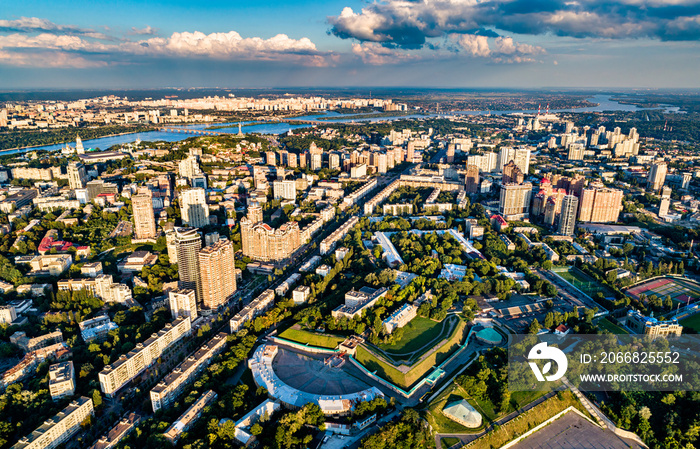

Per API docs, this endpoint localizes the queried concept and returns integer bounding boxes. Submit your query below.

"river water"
[1,94,679,155]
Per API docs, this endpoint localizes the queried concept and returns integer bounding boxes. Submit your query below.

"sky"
[1,0,700,89]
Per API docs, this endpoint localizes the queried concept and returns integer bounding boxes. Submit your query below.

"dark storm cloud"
[328,0,700,48]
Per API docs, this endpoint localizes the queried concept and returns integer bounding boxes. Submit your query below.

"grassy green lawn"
[680,313,700,332]
[377,316,446,355]
[277,326,345,349]
[441,437,460,449]
[596,317,630,335]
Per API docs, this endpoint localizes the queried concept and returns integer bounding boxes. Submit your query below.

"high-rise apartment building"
[502,161,525,184]
[178,154,202,180]
[567,143,585,161]
[466,152,498,173]
[168,288,198,321]
[247,203,263,224]
[240,218,301,263]
[198,239,237,310]
[499,183,532,220]
[272,180,296,201]
[465,165,479,194]
[174,227,203,301]
[499,147,530,174]
[647,162,668,192]
[132,190,156,239]
[67,162,87,190]
[310,153,322,171]
[577,185,623,223]
[180,188,209,228]
[558,195,579,236]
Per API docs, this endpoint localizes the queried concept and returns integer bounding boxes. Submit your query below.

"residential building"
[577,185,623,223]
[78,315,118,342]
[88,413,140,449]
[174,227,203,302]
[464,165,479,194]
[180,188,209,228]
[117,251,158,273]
[198,239,236,310]
[272,180,296,200]
[558,195,578,236]
[230,290,275,332]
[163,391,218,444]
[240,217,300,263]
[499,147,530,174]
[132,190,156,239]
[150,333,227,412]
[48,361,75,399]
[647,162,668,192]
[11,397,94,449]
[0,305,17,325]
[499,183,532,220]
[98,317,192,396]
[292,285,311,305]
[10,330,63,353]
[168,289,198,321]
[567,143,585,160]
[67,162,87,190]
[502,160,524,184]
[57,275,132,305]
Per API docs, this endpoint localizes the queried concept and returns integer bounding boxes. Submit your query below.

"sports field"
[596,317,630,335]
[626,277,700,305]
[680,313,700,332]
[551,267,614,298]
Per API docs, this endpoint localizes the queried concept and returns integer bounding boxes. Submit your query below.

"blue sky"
[1,0,700,89]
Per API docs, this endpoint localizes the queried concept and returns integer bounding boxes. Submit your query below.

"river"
[0,94,678,156]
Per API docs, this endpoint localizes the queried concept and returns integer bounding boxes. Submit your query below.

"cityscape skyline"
[2,0,700,88]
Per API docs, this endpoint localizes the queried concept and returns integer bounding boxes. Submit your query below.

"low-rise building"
[292,285,311,305]
[79,315,119,342]
[88,413,140,449]
[48,361,75,400]
[229,290,275,332]
[382,303,418,334]
[626,309,683,337]
[117,251,158,273]
[163,390,218,444]
[332,287,388,320]
[57,275,132,305]
[10,330,63,353]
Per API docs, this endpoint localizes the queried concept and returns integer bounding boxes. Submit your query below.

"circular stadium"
[272,347,370,396]
[475,327,503,345]
[248,344,384,415]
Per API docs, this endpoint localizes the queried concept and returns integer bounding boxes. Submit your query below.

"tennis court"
[626,277,700,305]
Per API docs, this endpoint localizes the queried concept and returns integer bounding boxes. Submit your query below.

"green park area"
[596,317,630,334]
[441,437,460,449]
[680,313,700,332]
[277,326,345,349]
[377,316,453,358]
[355,318,467,389]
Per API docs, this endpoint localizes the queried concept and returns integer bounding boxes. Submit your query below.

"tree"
[92,389,103,409]
[250,423,262,436]
[527,318,541,334]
